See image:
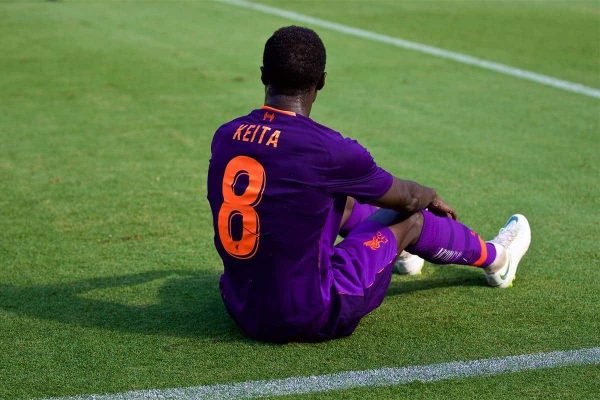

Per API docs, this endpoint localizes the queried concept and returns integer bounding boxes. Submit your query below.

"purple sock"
[406,210,496,267]
[340,202,378,237]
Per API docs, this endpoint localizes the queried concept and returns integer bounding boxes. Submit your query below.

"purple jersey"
[207,106,393,339]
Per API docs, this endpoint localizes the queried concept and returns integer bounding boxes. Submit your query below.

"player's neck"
[264,88,316,117]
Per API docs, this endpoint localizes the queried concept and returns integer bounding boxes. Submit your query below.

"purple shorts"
[317,204,398,339]
[223,202,399,343]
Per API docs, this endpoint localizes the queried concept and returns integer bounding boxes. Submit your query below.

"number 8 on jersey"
[217,155,266,259]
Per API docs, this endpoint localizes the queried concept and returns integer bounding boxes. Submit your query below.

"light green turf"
[260,0,600,88]
[271,365,600,399]
[0,1,599,399]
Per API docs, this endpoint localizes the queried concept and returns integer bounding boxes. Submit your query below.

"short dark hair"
[262,26,326,95]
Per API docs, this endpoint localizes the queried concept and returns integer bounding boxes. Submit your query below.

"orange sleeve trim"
[261,105,296,116]
[473,236,488,267]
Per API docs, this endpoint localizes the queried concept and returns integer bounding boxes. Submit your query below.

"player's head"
[261,26,326,95]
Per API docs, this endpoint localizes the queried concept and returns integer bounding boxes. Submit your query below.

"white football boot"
[484,214,531,288]
[394,251,425,275]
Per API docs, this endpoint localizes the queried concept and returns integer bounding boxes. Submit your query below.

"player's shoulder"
[306,116,367,152]
[300,115,342,138]
[294,115,361,157]
[307,118,377,167]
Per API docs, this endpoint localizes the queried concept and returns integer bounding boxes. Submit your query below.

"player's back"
[207,106,343,340]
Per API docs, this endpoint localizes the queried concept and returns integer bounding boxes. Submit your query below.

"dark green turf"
[1,1,599,399]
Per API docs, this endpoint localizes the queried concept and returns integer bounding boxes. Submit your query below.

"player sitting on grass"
[207,26,531,342]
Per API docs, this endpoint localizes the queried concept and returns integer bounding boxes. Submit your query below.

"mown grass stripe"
[218,0,600,99]
[47,348,600,399]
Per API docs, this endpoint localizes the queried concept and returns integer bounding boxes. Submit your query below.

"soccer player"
[207,26,531,342]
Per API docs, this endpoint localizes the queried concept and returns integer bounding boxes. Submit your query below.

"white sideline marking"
[218,0,600,99]
[47,348,600,399]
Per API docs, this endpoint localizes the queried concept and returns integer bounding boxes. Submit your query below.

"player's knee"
[408,211,424,244]
[344,196,356,215]
[339,197,357,233]
[388,211,423,250]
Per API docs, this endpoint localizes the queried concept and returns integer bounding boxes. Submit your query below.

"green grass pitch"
[1,1,599,399]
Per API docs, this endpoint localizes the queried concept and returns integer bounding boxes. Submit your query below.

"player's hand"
[428,196,457,220]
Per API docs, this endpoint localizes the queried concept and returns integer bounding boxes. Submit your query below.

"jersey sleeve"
[320,135,393,202]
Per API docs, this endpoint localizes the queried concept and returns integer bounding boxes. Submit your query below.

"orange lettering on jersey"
[265,130,281,148]
[242,125,255,142]
[263,112,275,122]
[257,126,271,144]
[250,125,260,142]
[363,232,389,250]
[232,124,247,140]
[231,124,280,148]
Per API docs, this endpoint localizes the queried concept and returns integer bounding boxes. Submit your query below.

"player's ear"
[260,66,270,86]
[316,72,326,91]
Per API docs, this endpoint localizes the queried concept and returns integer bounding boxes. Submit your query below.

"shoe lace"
[493,222,518,248]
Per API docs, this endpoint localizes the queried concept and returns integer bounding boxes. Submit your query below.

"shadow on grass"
[0,269,243,340]
[387,267,487,296]
[0,267,485,339]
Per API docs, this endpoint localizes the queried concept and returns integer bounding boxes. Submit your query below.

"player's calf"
[401,210,530,287]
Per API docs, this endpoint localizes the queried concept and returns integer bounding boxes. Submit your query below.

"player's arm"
[373,177,457,219]
[322,135,456,219]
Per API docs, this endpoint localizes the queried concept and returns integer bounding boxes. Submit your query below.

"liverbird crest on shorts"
[363,231,389,250]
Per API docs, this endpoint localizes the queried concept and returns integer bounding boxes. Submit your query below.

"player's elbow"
[400,182,434,214]
[403,196,422,214]
[377,178,432,214]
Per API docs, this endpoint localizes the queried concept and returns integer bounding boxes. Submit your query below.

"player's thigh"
[339,198,379,236]
[323,220,397,335]
[332,219,398,296]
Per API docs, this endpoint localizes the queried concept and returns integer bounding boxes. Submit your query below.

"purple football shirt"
[207,106,393,339]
